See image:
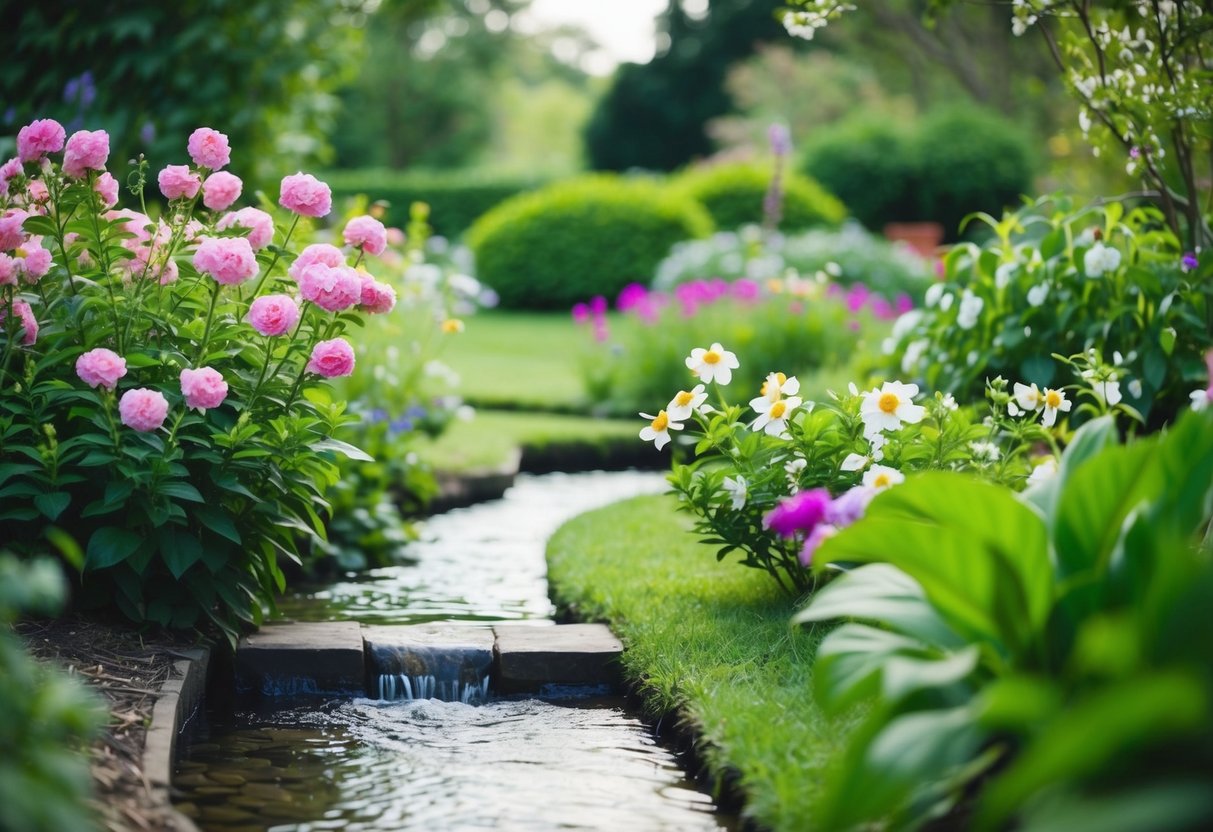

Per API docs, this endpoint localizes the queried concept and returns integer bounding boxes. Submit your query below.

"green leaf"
[85,527,142,570]
[159,527,204,579]
[1016,782,1213,832]
[1022,415,1119,520]
[794,563,966,649]
[34,491,71,521]
[193,504,241,545]
[43,526,85,571]
[159,481,204,503]
[310,437,373,462]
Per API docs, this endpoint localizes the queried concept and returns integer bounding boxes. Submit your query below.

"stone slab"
[144,648,208,832]
[364,623,497,652]
[235,621,365,697]
[493,623,624,693]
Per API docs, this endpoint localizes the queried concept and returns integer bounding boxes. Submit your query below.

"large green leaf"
[1017,782,1213,832]
[85,527,141,570]
[977,671,1209,830]
[1021,415,1119,520]
[794,563,966,649]
[815,473,1051,652]
[159,528,204,579]
[814,624,927,712]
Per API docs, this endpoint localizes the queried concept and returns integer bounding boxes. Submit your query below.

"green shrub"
[912,106,1036,238]
[675,162,845,231]
[467,175,714,310]
[325,169,553,239]
[801,115,919,233]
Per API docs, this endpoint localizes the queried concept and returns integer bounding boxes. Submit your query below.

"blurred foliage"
[467,175,714,309]
[586,0,787,171]
[1,0,377,187]
[675,161,845,232]
[0,555,104,832]
[324,168,553,238]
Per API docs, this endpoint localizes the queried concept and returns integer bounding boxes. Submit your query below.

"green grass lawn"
[547,494,858,831]
[416,409,641,473]
[445,311,589,410]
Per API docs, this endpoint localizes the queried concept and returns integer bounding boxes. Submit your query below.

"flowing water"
[176,470,736,831]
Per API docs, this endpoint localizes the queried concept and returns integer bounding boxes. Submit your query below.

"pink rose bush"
[0,117,427,638]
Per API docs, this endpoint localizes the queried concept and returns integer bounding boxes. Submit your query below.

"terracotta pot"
[883,222,944,258]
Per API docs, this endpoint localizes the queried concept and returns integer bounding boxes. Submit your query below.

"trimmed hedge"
[676,162,846,231]
[467,175,714,310]
[324,169,553,238]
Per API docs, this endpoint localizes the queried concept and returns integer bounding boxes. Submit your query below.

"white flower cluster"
[781,1,855,41]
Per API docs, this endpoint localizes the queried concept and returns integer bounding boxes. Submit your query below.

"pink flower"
[118,388,169,432]
[358,273,397,314]
[288,243,343,281]
[246,293,301,336]
[12,299,38,345]
[180,367,228,411]
[201,171,242,212]
[0,253,20,285]
[24,180,49,210]
[17,119,65,163]
[187,127,231,170]
[0,157,23,196]
[193,236,258,285]
[106,209,155,245]
[75,348,128,390]
[19,237,52,281]
[278,172,332,218]
[125,246,178,285]
[764,488,831,539]
[307,338,355,378]
[158,164,202,200]
[94,172,120,209]
[0,209,29,251]
[298,263,361,312]
[216,207,274,250]
[343,215,388,255]
[63,129,110,178]
[799,523,838,567]
[183,219,206,244]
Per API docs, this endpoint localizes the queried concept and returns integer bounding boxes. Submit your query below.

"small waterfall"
[366,629,494,704]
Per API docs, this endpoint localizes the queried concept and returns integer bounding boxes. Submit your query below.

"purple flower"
[731,278,761,302]
[571,302,590,324]
[140,121,156,146]
[589,295,608,316]
[764,488,831,539]
[895,293,914,315]
[768,123,792,158]
[617,282,649,312]
[845,284,870,313]
[870,296,894,320]
[1181,251,1199,273]
[825,486,877,528]
[799,523,837,567]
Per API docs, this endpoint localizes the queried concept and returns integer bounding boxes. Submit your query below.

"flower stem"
[195,280,222,364]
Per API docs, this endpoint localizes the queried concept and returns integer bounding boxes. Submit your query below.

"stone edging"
[144,647,210,832]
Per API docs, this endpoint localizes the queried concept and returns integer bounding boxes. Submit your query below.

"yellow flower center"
[1044,389,1062,408]
[703,350,721,365]
[674,390,695,407]
[761,372,787,398]
[441,319,464,334]
[651,411,669,431]
[769,400,787,420]
[873,472,891,488]
[878,392,900,414]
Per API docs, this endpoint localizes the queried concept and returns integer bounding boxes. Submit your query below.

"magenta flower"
[616,283,649,312]
[187,127,231,170]
[62,129,110,178]
[17,119,65,163]
[799,523,837,567]
[94,172,120,209]
[343,215,388,255]
[288,243,344,281]
[118,388,169,432]
[764,488,831,539]
[158,164,202,200]
[571,302,590,324]
[307,338,356,378]
[298,263,362,312]
[279,172,332,218]
[246,294,301,337]
[217,207,274,250]
[193,236,258,285]
[201,171,242,212]
[180,367,228,412]
[75,348,128,391]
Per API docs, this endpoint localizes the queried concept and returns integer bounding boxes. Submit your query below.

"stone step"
[234,621,623,701]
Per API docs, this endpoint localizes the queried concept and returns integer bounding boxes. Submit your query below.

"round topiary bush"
[911,107,1035,238]
[467,175,714,310]
[800,116,920,233]
[676,162,846,231]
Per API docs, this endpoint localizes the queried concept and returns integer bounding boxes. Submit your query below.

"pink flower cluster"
[118,388,169,432]
[827,283,914,321]
[298,263,361,312]
[180,366,228,411]
[571,295,610,342]
[17,119,66,163]
[63,129,110,178]
[343,216,387,255]
[307,338,355,378]
[194,236,258,285]
[158,165,202,201]
[217,207,274,249]
[359,273,396,314]
[0,299,39,345]
[279,172,331,218]
[187,128,231,171]
[75,347,128,390]
[246,294,301,337]
[202,172,242,212]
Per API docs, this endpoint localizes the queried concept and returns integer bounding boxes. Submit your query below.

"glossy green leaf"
[34,492,71,521]
[85,527,142,570]
[159,527,204,579]
[310,437,374,462]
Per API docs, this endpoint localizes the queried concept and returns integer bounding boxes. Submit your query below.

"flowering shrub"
[653,222,931,306]
[0,119,397,640]
[573,274,870,417]
[885,198,1212,426]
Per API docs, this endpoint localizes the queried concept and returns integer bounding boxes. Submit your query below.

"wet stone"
[235,621,365,698]
[493,623,624,693]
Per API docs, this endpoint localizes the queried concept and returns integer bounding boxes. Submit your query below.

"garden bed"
[547,493,859,831]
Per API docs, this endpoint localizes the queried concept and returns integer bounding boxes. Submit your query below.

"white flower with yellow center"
[1040,387,1072,427]
[686,342,740,385]
[859,380,925,436]
[1012,382,1046,415]
[721,475,747,510]
[665,384,708,422]
[759,371,800,402]
[863,464,905,490]
[639,410,683,451]
[841,433,886,472]
[751,393,803,438]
